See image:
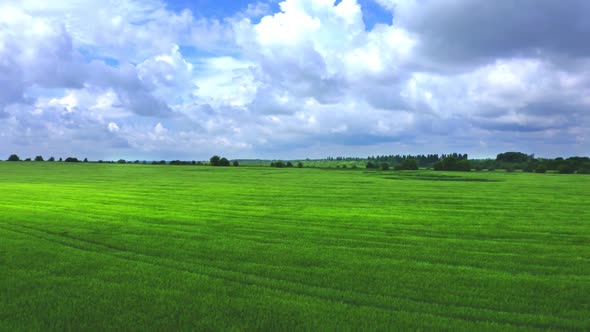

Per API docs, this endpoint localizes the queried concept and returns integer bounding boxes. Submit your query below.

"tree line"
[329,151,590,173]
[469,152,590,174]
[5,152,590,174]
[269,161,304,168]
[369,153,468,167]
[4,154,240,167]
[7,154,87,163]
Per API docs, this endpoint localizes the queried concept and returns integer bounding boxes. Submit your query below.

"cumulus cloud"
[1,0,589,159]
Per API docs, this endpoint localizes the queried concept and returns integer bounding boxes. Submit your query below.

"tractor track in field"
[1,222,585,331]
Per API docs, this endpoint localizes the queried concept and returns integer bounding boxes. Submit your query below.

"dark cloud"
[393,0,590,70]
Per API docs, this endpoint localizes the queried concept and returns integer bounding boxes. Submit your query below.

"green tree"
[496,152,531,163]
[434,156,471,172]
[558,164,576,174]
[271,160,285,168]
[219,158,230,166]
[210,155,221,166]
[48,157,55,162]
[457,160,472,172]
[394,159,418,170]
[535,165,547,173]
[433,161,443,171]
[7,154,20,161]
[380,163,390,170]
[297,162,303,168]
[233,160,239,167]
[34,155,44,162]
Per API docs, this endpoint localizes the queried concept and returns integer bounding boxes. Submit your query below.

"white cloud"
[1,0,589,159]
[108,122,120,133]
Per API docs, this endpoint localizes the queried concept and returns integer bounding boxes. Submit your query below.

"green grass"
[1,162,589,331]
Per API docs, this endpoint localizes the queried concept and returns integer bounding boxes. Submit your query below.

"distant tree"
[58,157,63,162]
[84,158,89,163]
[159,160,166,164]
[445,156,459,171]
[433,161,443,171]
[34,155,44,162]
[191,160,196,165]
[98,160,103,163]
[534,165,547,173]
[496,152,531,163]
[578,168,590,174]
[366,161,376,169]
[558,164,576,174]
[219,157,230,166]
[342,165,347,169]
[48,157,55,162]
[434,156,471,172]
[233,160,239,167]
[271,160,285,168]
[197,161,203,165]
[523,161,536,173]
[394,159,418,171]
[24,158,32,161]
[286,161,294,168]
[210,155,221,166]
[117,159,126,164]
[457,160,472,171]
[351,165,358,169]
[297,162,303,168]
[64,157,79,163]
[7,154,20,161]
[380,162,390,170]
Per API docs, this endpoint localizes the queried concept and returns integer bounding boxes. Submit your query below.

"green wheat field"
[1,162,589,331]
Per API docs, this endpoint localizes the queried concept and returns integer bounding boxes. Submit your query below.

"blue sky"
[166,0,393,27]
[167,0,267,18]
[1,0,589,160]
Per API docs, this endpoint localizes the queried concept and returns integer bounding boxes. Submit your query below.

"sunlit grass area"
[1,163,589,330]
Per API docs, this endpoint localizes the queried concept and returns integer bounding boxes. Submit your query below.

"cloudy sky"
[1,0,589,160]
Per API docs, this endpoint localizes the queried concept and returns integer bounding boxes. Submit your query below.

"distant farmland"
[1,163,589,330]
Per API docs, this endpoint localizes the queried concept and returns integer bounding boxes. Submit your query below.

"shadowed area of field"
[1,163,589,330]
